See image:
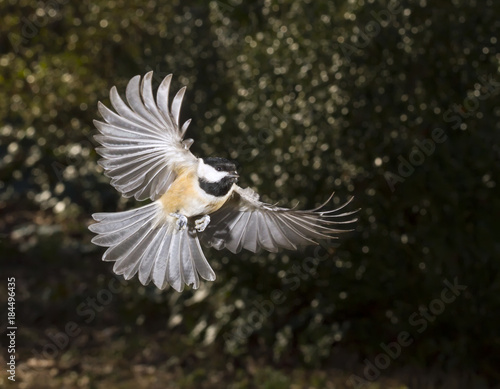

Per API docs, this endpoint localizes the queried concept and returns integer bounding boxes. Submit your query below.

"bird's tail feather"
[89,201,215,292]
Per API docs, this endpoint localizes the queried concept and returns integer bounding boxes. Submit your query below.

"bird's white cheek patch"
[197,163,228,183]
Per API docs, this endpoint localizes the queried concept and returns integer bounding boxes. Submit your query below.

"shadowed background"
[1,0,499,388]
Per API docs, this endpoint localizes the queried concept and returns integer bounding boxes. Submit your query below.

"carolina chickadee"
[89,72,358,292]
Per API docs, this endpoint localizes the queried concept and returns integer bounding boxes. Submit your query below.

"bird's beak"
[228,171,239,181]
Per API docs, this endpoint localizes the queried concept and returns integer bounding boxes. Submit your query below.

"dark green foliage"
[1,0,499,386]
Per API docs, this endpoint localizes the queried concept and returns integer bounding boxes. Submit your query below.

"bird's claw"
[195,215,210,232]
[170,213,188,230]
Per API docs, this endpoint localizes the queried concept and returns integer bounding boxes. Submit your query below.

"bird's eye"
[216,166,222,171]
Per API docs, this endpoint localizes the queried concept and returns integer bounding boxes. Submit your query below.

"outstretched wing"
[200,186,358,253]
[94,72,198,201]
[89,201,216,292]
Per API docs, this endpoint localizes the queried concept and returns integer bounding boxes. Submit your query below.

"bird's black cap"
[204,157,237,172]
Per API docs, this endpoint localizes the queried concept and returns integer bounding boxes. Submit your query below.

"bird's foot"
[194,215,210,232]
[170,213,188,231]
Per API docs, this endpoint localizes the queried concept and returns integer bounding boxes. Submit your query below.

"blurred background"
[1,0,500,388]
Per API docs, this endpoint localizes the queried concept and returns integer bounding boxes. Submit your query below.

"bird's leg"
[170,213,188,231]
[194,215,211,232]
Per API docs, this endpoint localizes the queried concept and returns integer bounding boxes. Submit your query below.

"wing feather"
[95,144,158,158]
[167,230,183,291]
[141,72,170,127]
[97,148,165,169]
[93,72,198,201]
[104,152,168,183]
[180,118,192,137]
[113,224,157,276]
[200,186,358,253]
[180,232,199,289]
[91,203,156,223]
[229,212,253,253]
[156,74,175,127]
[243,212,260,252]
[188,230,216,281]
[94,120,157,140]
[270,213,319,245]
[256,212,278,252]
[152,232,172,289]
[265,212,297,250]
[126,75,165,129]
[110,87,159,131]
[91,212,153,248]
[97,101,159,135]
[208,211,246,251]
[280,213,337,239]
[171,87,187,126]
[89,201,216,292]
[138,224,169,285]
[103,221,151,263]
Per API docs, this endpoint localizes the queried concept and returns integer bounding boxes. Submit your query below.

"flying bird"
[89,72,358,292]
